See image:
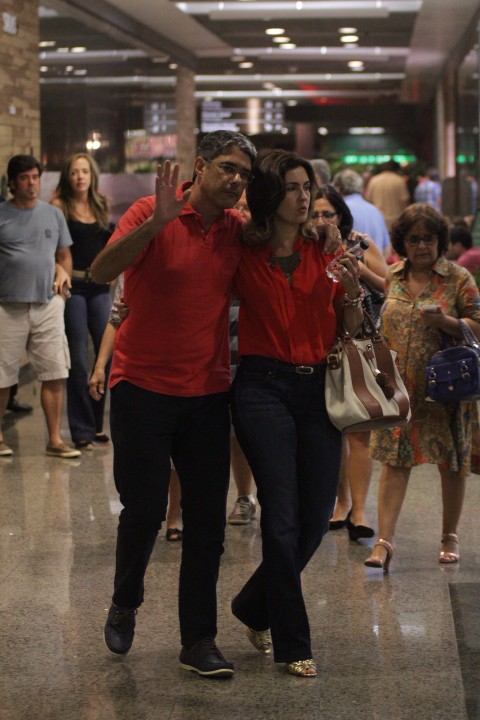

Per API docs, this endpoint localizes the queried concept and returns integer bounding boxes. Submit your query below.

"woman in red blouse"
[230,150,364,677]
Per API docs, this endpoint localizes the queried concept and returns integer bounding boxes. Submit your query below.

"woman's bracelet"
[342,286,365,308]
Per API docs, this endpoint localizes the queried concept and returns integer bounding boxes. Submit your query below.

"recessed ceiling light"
[71,46,86,53]
[39,40,56,48]
[39,65,48,72]
[239,61,253,68]
[65,65,73,72]
[73,69,87,75]
[266,28,285,35]
[340,35,359,43]
[348,60,364,69]
[263,82,275,89]
[169,63,178,69]
[57,47,69,53]
[287,100,298,106]
[281,44,296,50]
[273,36,290,43]
[317,127,329,135]
[339,27,357,34]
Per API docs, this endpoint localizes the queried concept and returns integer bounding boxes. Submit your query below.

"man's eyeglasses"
[208,160,254,184]
[405,234,437,246]
[312,210,337,220]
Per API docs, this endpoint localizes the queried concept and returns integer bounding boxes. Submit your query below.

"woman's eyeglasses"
[405,234,437,246]
[312,211,337,220]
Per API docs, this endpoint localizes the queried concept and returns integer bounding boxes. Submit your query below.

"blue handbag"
[425,320,480,403]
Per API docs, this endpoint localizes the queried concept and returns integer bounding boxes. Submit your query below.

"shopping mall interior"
[2,1,480,718]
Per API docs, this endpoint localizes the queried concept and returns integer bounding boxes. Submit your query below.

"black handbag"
[425,320,480,403]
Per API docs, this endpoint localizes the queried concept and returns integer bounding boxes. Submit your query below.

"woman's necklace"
[269,251,302,283]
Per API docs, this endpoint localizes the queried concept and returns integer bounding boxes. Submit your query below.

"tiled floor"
[1,377,479,720]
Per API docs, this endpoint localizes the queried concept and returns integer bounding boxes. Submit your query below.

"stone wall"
[0,0,40,178]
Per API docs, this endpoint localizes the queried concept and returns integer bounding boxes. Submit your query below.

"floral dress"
[370,256,480,478]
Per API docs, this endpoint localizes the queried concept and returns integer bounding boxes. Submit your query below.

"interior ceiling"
[39,0,480,108]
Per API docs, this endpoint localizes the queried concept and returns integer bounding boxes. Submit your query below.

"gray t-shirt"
[0,200,72,303]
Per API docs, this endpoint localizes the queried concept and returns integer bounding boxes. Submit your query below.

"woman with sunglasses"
[230,151,364,677]
[365,204,480,571]
[313,184,387,540]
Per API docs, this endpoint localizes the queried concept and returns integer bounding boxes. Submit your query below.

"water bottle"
[326,237,369,282]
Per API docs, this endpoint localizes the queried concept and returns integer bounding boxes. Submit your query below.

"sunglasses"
[405,234,437,246]
[312,211,337,220]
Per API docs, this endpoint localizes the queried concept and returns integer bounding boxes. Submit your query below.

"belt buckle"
[295,365,314,375]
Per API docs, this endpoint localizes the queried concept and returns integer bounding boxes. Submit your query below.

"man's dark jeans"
[110,381,231,647]
[231,357,341,663]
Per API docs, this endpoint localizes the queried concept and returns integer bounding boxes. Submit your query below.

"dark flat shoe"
[166,528,183,542]
[346,514,375,541]
[95,433,110,443]
[329,509,351,531]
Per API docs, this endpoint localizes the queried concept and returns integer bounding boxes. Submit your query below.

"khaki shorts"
[0,296,70,387]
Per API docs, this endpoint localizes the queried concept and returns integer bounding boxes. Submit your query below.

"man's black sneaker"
[104,604,137,655]
[179,637,234,677]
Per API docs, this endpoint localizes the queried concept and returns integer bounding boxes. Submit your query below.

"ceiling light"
[273,36,290,43]
[349,127,385,135]
[338,27,357,34]
[340,35,359,43]
[281,44,297,50]
[232,55,246,62]
[239,61,253,68]
[265,28,285,35]
[169,63,178,69]
[287,100,297,106]
[348,61,364,69]
[39,40,56,48]
[263,82,275,89]
[317,127,329,135]
[65,65,73,72]
[71,46,87,53]
[39,65,48,72]
[57,47,69,53]
[73,69,87,75]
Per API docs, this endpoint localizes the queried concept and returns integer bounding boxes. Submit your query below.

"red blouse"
[233,237,344,365]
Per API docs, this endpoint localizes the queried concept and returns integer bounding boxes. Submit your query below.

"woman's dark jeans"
[64,289,112,443]
[110,381,231,647]
[231,356,341,663]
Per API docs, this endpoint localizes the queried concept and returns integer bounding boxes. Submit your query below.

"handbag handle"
[440,319,480,353]
[337,309,381,342]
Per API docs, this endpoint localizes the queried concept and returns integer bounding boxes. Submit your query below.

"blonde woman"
[51,154,112,449]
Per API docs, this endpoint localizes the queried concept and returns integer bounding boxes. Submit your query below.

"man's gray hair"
[333,168,364,196]
[309,159,331,184]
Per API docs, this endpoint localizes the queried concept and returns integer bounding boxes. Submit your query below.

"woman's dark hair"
[391,203,449,257]
[314,183,353,240]
[243,150,317,246]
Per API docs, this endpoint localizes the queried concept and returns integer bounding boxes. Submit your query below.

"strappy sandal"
[439,533,459,563]
[286,659,317,677]
[364,538,395,573]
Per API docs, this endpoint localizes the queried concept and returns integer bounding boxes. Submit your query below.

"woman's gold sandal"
[439,533,459,564]
[246,627,272,654]
[286,659,317,677]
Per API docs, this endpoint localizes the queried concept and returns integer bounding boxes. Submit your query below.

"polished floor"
[1,377,480,720]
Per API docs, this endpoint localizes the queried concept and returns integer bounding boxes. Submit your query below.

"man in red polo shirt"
[91,131,257,677]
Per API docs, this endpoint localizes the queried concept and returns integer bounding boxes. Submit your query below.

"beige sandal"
[286,659,317,677]
[439,533,459,564]
[364,538,395,573]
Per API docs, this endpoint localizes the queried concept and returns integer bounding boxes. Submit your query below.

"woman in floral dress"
[366,204,480,571]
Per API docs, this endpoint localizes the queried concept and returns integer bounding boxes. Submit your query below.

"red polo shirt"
[108,183,243,396]
[233,237,343,365]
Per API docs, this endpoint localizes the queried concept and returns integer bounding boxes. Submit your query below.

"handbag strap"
[338,309,380,341]
[440,319,480,353]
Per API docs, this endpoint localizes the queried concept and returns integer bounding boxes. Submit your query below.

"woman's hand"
[316,223,343,254]
[335,251,361,298]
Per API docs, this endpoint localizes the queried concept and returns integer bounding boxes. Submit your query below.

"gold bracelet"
[342,286,365,308]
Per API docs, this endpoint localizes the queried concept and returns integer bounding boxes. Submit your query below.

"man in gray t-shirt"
[0,155,80,459]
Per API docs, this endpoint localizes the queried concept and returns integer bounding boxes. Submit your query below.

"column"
[0,0,40,173]
[175,66,196,182]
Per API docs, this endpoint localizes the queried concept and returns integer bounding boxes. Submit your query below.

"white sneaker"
[228,496,256,525]
[0,441,13,456]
